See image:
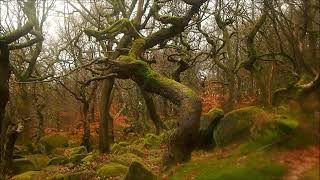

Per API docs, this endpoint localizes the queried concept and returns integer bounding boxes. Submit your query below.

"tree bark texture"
[141,89,167,134]
[0,41,10,160]
[99,78,115,153]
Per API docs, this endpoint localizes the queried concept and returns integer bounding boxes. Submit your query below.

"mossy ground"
[167,145,287,180]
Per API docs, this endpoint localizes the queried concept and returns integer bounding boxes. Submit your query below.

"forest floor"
[166,144,319,180]
[10,107,320,180]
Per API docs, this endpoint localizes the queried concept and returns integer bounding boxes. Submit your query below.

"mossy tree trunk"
[109,39,202,169]
[84,0,206,167]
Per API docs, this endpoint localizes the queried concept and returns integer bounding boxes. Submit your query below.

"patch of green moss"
[169,151,286,180]
[125,145,145,157]
[81,154,94,164]
[273,115,299,134]
[28,154,49,170]
[12,158,36,174]
[144,133,161,148]
[39,134,68,153]
[69,154,87,164]
[51,147,66,156]
[63,170,95,180]
[119,55,135,63]
[112,153,143,166]
[97,162,128,178]
[125,161,158,180]
[48,156,69,166]
[64,146,87,157]
[240,114,299,152]
[11,171,46,180]
[118,141,131,147]
[129,38,146,58]
[133,138,145,145]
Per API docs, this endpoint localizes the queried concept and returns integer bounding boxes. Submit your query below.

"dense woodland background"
[0,0,319,179]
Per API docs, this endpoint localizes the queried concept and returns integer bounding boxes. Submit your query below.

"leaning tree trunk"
[99,78,114,153]
[141,89,167,135]
[0,41,10,160]
[112,39,202,169]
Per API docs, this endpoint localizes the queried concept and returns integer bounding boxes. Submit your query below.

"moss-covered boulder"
[143,133,161,148]
[213,106,267,146]
[112,143,145,157]
[69,154,87,164]
[198,108,224,149]
[13,146,29,159]
[81,154,94,164]
[61,170,95,180]
[28,154,49,170]
[48,156,69,166]
[97,162,128,178]
[11,171,46,180]
[124,161,158,180]
[39,134,68,153]
[112,153,143,166]
[51,148,66,156]
[12,158,36,174]
[64,146,87,157]
[240,114,299,152]
[125,145,145,157]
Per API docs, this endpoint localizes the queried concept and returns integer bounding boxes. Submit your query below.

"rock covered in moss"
[12,158,36,174]
[124,161,158,180]
[39,134,68,153]
[125,145,145,157]
[214,106,266,146]
[51,147,66,156]
[97,162,128,178]
[28,154,49,170]
[69,154,87,164]
[198,108,224,149]
[81,154,94,164]
[11,171,46,180]
[112,153,143,166]
[48,156,69,165]
[56,170,95,180]
[144,133,161,148]
[244,114,299,149]
[112,144,145,157]
[64,146,87,157]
